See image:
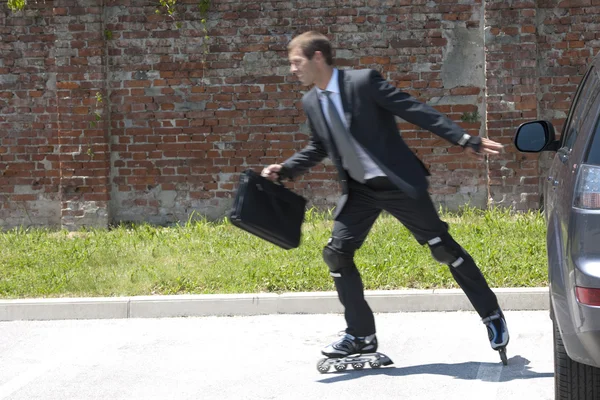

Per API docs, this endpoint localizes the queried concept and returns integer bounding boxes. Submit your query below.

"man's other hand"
[261,164,283,181]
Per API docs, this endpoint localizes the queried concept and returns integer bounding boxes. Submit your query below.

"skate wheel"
[334,363,348,372]
[352,362,365,370]
[499,348,508,366]
[369,361,381,369]
[317,358,330,374]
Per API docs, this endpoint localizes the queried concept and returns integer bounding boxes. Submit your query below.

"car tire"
[554,320,600,399]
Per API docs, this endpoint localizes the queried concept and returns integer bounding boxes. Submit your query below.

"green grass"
[0,207,547,299]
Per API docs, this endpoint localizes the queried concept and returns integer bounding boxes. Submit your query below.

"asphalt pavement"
[0,310,554,400]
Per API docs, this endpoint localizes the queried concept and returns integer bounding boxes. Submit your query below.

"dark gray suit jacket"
[281,69,471,217]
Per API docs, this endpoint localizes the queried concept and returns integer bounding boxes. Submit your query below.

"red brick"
[450,87,481,95]
[558,0,591,6]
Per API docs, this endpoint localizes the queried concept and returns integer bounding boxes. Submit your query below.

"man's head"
[287,31,334,88]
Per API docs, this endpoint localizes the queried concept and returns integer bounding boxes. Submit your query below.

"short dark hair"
[288,31,334,65]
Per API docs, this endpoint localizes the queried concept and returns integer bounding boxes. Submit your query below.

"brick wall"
[484,0,600,210]
[484,0,540,210]
[0,0,598,229]
[0,2,60,227]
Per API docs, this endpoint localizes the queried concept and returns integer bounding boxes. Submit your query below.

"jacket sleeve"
[280,116,328,179]
[367,70,479,149]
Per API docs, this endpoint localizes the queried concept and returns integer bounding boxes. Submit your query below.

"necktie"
[322,90,366,183]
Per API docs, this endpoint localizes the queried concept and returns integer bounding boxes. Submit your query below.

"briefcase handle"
[256,168,286,186]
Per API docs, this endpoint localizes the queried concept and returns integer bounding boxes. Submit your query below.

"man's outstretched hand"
[466,137,504,160]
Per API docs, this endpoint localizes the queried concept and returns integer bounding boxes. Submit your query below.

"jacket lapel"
[338,69,353,130]
[306,89,330,144]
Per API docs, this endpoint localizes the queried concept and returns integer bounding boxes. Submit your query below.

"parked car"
[514,55,600,399]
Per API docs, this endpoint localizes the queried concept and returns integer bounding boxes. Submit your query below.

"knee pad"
[427,235,466,268]
[322,245,357,277]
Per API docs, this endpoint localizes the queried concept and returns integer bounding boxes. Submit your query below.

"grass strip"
[0,207,547,298]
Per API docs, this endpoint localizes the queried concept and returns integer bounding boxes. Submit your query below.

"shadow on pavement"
[317,355,553,383]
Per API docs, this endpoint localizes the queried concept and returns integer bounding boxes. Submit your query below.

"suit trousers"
[327,177,500,337]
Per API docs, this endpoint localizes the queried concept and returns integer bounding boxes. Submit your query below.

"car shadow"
[317,355,553,383]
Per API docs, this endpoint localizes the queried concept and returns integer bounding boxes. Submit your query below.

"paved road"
[0,311,554,400]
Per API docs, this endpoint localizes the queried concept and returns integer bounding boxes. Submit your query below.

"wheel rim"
[334,364,347,371]
[352,363,364,370]
[317,359,330,373]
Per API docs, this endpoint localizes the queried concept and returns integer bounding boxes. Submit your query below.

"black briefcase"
[230,169,307,250]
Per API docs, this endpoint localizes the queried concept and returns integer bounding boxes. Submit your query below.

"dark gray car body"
[545,58,600,369]
[517,54,600,369]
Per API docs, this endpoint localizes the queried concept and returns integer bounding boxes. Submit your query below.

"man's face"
[288,46,318,86]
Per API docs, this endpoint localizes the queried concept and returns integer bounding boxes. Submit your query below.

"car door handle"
[548,176,559,187]
[558,147,570,163]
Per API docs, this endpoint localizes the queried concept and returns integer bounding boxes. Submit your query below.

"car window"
[584,114,600,165]
[562,67,600,150]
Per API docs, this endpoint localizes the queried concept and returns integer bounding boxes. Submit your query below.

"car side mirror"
[514,120,558,152]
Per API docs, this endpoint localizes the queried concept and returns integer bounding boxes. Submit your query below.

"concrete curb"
[0,287,549,321]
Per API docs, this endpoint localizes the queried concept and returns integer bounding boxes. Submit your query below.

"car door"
[546,67,593,218]
[556,69,600,240]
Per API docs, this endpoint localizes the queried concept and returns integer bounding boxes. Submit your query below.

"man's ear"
[313,51,324,63]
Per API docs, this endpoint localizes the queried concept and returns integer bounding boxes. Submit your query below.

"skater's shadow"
[317,355,553,384]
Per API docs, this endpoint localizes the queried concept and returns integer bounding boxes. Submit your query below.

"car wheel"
[554,320,600,399]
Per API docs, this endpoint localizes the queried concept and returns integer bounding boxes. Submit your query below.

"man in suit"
[261,31,509,359]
